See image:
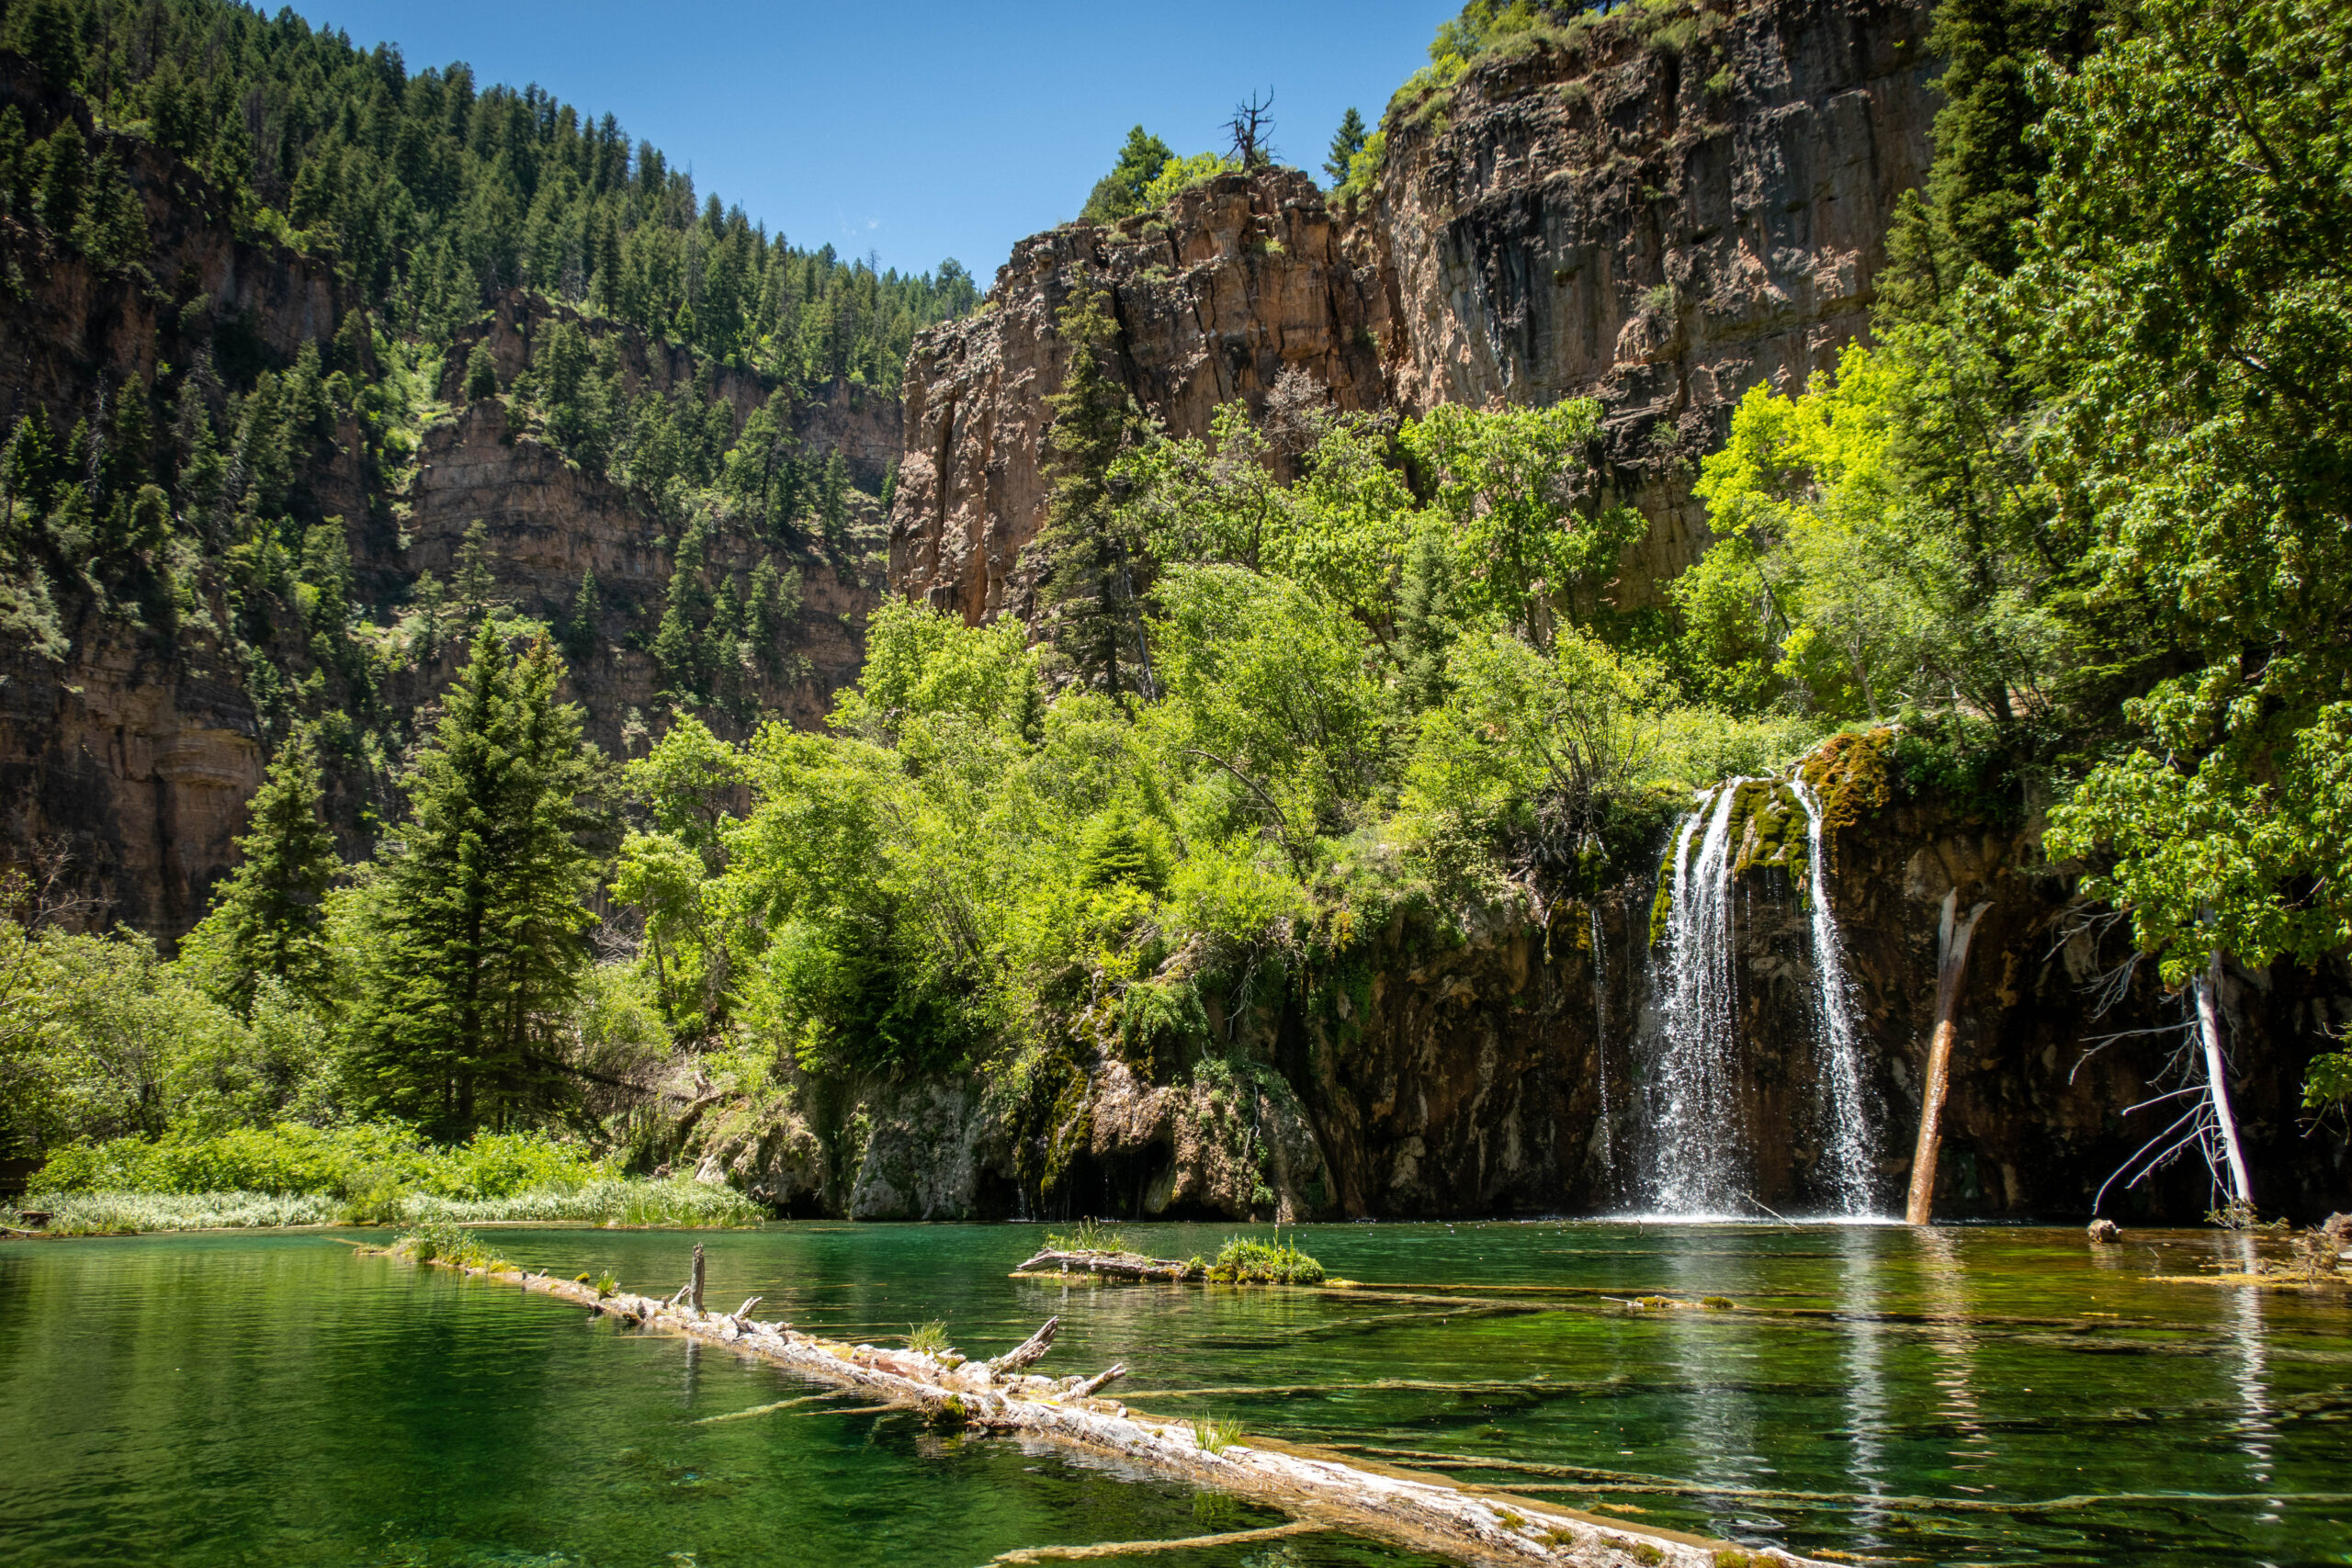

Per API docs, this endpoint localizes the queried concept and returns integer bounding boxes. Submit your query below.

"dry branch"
[983,1520,1332,1562]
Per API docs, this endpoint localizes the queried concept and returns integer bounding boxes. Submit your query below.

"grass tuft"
[1208,1234,1325,1285]
[1191,1415,1245,1455]
[905,1320,949,1354]
[1043,1216,1133,1255]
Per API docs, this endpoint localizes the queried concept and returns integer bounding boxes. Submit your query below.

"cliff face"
[889,168,1390,624]
[1369,0,1936,589]
[888,0,1937,615]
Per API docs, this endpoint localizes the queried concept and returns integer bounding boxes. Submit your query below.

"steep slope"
[0,53,888,939]
[888,0,1936,615]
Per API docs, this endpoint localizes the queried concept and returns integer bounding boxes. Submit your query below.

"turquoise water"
[2,1222,2347,1566]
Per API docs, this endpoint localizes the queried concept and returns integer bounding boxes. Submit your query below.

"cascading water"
[1794,779,1880,1215]
[1636,780,1749,1216]
[1631,773,1885,1219]
[1588,903,1613,1193]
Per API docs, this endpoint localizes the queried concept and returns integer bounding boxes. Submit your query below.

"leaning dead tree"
[361,1244,1825,1568]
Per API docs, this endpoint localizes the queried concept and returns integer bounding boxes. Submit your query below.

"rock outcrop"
[888,0,1938,617]
[889,168,1389,624]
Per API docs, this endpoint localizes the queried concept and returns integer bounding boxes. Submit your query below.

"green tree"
[2034,0,2352,1073]
[1323,107,1368,187]
[181,728,342,1015]
[1080,126,1174,224]
[346,632,602,1132]
[464,341,500,402]
[1034,288,1150,700]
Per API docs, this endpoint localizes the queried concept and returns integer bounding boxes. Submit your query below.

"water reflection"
[1916,1228,1994,1482]
[1835,1224,1888,1551]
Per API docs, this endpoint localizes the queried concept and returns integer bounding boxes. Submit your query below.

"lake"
[2,1222,2345,1566]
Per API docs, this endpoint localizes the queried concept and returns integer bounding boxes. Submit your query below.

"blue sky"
[286,0,1459,285]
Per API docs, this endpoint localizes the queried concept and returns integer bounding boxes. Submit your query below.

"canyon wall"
[0,59,882,940]
[889,0,1938,618]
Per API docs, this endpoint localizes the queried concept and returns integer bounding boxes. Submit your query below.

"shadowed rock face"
[888,0,1938,619]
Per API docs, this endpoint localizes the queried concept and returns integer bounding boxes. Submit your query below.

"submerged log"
[1015,1248,1204,1281]
[360,1244,1821,1568]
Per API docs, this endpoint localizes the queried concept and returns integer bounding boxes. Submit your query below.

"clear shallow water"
[2,1222,2347,1567]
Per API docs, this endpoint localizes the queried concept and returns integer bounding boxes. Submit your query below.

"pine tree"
[1034,288,1150,700]
[1324,107,1368,187]
[560,567,600,661]
[453,520,496,625]
[817,448,850,551]
[1080,126,1174,224]
[464,341,500,402]
[348,632,600,1132]
[183,728,342,1015]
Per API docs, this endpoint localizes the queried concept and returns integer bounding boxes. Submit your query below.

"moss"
[1802,727,1896,839]
[1728,779,1808,887]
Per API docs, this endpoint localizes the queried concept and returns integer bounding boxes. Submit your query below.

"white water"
[1637,781,1748,1215]
[1793,779,1881,1215]
[1632,775,1885,1220]
[1588,902,1613,1194]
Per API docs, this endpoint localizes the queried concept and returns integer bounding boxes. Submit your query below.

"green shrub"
[396,1220,489,1269]
[19,1190,343,1235]
[31,1122,605,1202]
[1209,1234,1325,1284]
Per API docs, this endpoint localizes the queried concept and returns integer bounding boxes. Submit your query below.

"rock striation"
[888,0,1938,617]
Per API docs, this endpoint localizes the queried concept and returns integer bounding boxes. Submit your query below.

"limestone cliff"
[888,0,1937,617]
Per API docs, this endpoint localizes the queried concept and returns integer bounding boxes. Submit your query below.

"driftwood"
[987,1314,1065,1375]
[1905,889,1991,1225]
[361,1243,1823,1568]
[1015,1248,1204,1281]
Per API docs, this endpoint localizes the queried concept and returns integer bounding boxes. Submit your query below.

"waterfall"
[1588,903,1613,1194]
[1637,781,1748,1216]
[1794,779,1880,1215]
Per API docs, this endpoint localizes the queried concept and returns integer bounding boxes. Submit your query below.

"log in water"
[358,1242,1826,1568]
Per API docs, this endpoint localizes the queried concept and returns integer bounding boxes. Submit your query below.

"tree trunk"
[1905,889,1990,1226]
[2195,952,2255,1209]
[364,1243,1815,1568]
[690,1242,705,1313]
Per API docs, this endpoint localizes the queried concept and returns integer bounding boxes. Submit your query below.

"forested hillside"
[0,0,978,941]
[3,0,2346,1229]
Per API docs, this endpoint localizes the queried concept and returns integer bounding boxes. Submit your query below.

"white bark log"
[2196,953,2255,1208]
[364,1246,1829,1568]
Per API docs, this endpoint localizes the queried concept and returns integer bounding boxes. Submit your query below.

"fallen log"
[358,1242,1826,1568]
[1015,1248,1204,1281]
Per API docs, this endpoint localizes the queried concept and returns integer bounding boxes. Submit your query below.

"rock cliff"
[888,0,1937,618]
[888,168,1389,624]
